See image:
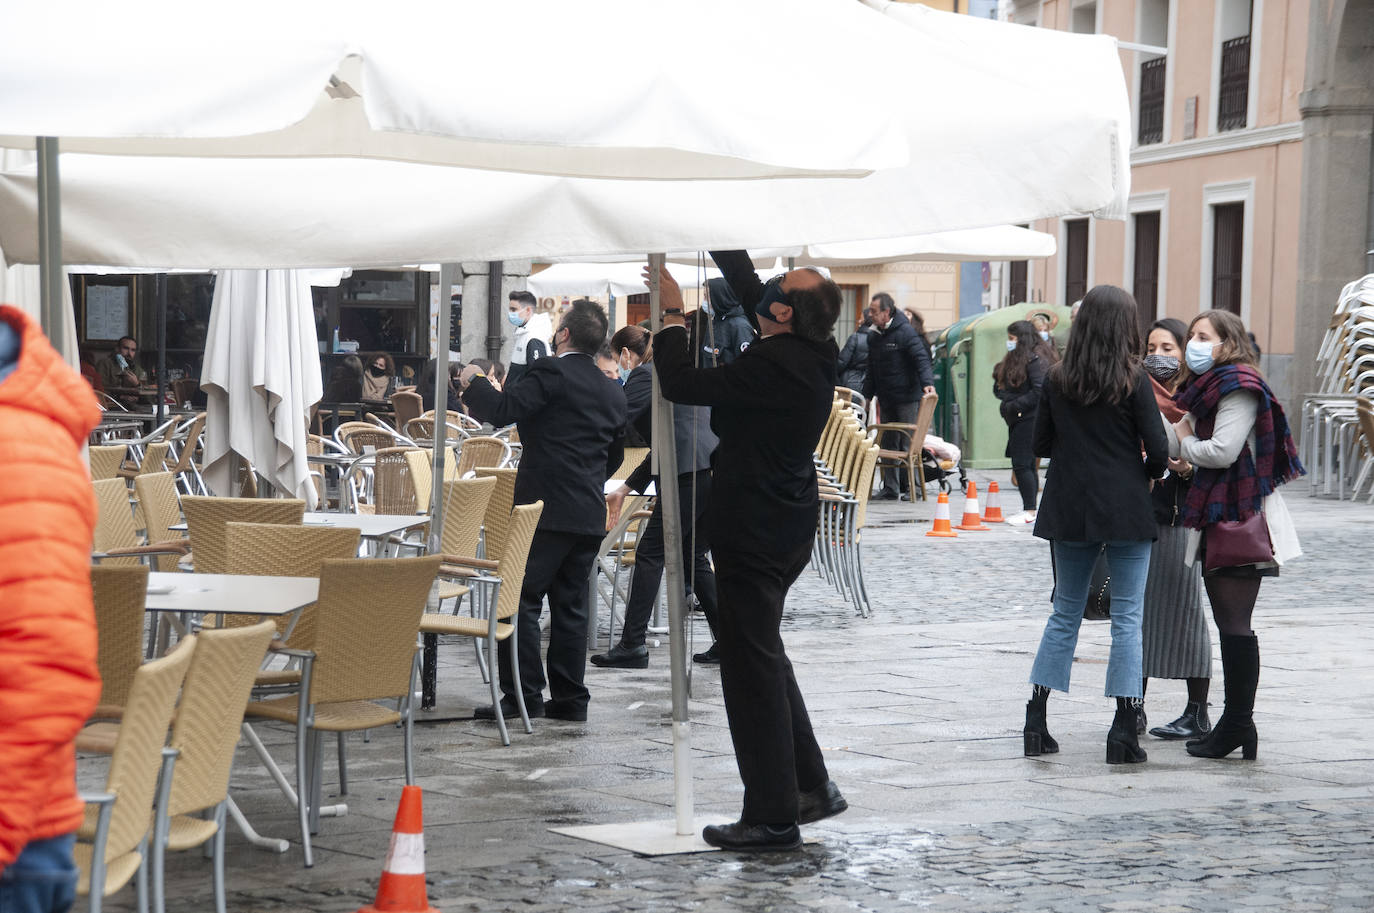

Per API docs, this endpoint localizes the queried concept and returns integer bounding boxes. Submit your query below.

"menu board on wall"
[85,283,131,341]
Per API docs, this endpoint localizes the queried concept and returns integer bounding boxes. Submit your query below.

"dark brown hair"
[1050,285,1141,406]
[610,324,652,363]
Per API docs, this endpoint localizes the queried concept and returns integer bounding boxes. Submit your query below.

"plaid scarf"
[1174,364,1303,529]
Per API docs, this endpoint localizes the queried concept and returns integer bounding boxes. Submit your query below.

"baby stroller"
[920,448,965,495]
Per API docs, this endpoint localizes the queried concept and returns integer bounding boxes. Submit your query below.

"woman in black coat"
[1024,285,1168,766]
[993,320,1048,524]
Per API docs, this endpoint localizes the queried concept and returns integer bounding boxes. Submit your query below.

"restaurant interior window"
[1212,203,1244,315]
[1063,219,1089,305]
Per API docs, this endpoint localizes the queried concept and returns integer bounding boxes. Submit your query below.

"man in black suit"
[460,299,626,722]
[650,252,848,852]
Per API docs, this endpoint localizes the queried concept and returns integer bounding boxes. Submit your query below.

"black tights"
[1012,465,1039,511]
[1141,676,1210,704]
[1204,576,1262,636]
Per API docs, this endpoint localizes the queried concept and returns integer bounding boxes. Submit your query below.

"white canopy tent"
[528,262,720,300]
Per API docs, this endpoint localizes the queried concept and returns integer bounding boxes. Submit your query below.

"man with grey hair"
[865,292,935,500]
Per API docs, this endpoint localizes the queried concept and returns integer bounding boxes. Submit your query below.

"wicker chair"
[84,565,151,727]
[223,522,361,648]
[403,447,458,513]
[163,412,208,495]
[610,446,650,482]
[455,435,512,477]
[134,472,188,573]
[343,445,420,515]
[404,416,467,446]
[424,502,543,744]
[870,390,938,502]
[151,621,277,913]
[76,636,195,913]
[180,496,306,574]
[89,444,130,481]
[92,478,190,568]
[118,440,172,481]
[244,556,442,867]
[420,409,482,433]
[334,421,395,454]
[390,390,424,430]
[472,467,519,560]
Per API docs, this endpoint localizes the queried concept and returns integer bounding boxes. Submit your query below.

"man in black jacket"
[460,299,626,723]
[865,292,936,499]
[650,251,847,853]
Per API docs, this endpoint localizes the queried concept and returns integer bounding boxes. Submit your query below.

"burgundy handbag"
[1203,513,1274,572]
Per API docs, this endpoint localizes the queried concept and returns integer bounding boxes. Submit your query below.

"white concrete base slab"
[549,817,733,856]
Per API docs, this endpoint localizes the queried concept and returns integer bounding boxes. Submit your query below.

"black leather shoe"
[590,642,649,669]
[1149,701,1211,740]
[702,820,801,852]
[875,489,899,501]
[693,643,721,665]
[544,699,588,722]
[798,781,847,824]
[474,696,542,720]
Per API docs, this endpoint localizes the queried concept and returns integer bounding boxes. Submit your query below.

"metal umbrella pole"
[647,252,695,836]
[428,263,458,539]
[36,137,67,357]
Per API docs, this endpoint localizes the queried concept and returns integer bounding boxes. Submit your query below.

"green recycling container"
[930,302,1072,470]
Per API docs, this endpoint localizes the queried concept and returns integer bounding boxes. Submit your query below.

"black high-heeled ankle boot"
[1106,698,1147,764]
[1024,685,1058,757]
[1187,634,1259,760]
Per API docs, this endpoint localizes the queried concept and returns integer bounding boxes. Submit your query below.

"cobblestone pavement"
[89,477,1374,912]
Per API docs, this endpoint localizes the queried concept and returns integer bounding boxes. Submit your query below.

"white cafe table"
[169,512,426,542]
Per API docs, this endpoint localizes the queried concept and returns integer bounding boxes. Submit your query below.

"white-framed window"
[1134,0,1173,146]
[1124,191,1170,325]
[1210,0,1262,134]
[1199,180,1255,322]
[1070,0,1098,34]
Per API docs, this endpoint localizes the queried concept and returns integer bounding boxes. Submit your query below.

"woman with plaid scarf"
[1166,309,1304,761]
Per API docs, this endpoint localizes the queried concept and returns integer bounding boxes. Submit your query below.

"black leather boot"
[1106,698,1147,764]
[1148,701,1212,740]
[1188,634,1258,760]
[1024,685,1058,757]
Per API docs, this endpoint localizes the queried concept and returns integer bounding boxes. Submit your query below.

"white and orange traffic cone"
[358,786,437,913]
[926,492,958,538]
[981,481,1005,523]
[955,482,990,531]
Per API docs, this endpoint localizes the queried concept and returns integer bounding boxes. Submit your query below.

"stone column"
[459,260,532,365]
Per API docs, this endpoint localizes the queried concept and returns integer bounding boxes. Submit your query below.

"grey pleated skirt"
[1142,523,1211,680]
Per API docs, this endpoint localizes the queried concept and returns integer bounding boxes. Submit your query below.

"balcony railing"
[1138,57,1165,145]
[1218,35,1250,132]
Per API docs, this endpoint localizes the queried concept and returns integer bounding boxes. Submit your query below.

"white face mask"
[1185,339,1217,374]
[1006,339,1017,352]
[1038,330,1050,341]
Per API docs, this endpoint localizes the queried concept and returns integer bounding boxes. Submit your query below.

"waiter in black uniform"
[649,252,848,852]
[460,299,626,722]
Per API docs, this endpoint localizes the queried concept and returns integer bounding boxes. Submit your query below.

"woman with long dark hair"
[1166,310,1303,760]
[1139,318,1212,741]
[1024,285,1168,765]
[993,319,1048,524]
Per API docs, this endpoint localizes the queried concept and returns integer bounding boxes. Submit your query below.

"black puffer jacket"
[836,326,873,392]
[864,308,934,406]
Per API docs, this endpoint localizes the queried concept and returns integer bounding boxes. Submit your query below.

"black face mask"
[369,365,387,377]
[1142,353,1179,381]
[755,274,791,322]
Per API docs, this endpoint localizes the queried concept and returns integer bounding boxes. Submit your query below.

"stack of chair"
[811,397,880,617]
[1301,274,1374,498]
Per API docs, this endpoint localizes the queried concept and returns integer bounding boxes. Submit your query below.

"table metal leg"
[421,633,438,710]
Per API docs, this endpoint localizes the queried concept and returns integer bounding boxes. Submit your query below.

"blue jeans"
[0,834,77,913]
[1030,540,1152,697]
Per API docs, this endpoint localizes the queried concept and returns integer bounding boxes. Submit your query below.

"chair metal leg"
[489,633,510,747]
[505,583,533,736]
[135,834,149,913]
[150,748,178,913]
[211,802,228,913]
[296,665,314,867]
[336,732,348,795]
[308,729,325,835]
[404,652,419,782]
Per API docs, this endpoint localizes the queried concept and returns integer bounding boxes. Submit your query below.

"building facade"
[1003,0,1309,399]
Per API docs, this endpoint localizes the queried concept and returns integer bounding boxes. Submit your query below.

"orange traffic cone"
[955,482,990,531]
[982,481,1005,523]
[358,786,437,913]
[926,492,958,538]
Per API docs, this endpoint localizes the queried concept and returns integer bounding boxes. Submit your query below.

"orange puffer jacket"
[0,306,101,871]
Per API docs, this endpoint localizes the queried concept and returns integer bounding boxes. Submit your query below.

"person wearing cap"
[646,251,847,853]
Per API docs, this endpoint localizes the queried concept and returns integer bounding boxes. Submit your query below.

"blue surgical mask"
[618,366,632,383]
[755,274,790,322]
[1185,340,1216,374]
[1038,330,1050,341]
[507,311,524,328]
[1006,339,1017,352]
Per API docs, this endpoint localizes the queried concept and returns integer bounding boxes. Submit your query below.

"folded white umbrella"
[200,270,340,504]
[528,262,721,300]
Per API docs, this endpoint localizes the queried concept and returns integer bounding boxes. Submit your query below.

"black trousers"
[877,398,920,495]
[497,528,601,709]
[620,470,719,647]
[714,538,829,824]
[1006,417,1039,511]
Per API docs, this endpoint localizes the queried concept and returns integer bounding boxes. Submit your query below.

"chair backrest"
[309,556,442,704]
[164,413,207,475]
[492,502,544,621]
[404,417,466,445]
[131,441,172,477]
[170,378,199,407]
[391,391,424,429]
[472,467,519,560]
[403,448,458,512]
[102,636,196,864]
[134,472,185,572]
[369,446,421,514]
[224,522,361,645]
[335,421,395,454]
[167,621,277,817]
[92,477,141,565]
[611,446,650,481]
[89,444,129,481]
[438,477,497,558]
[853,442,881,528]
[456,436,511,477]
[910,391,939,455]
[90,564,150,710]
[181,496,306,574]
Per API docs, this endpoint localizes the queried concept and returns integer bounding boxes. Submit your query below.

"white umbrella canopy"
[200,270,341,504]
[528,262,721,300]
[0,0,907,180]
